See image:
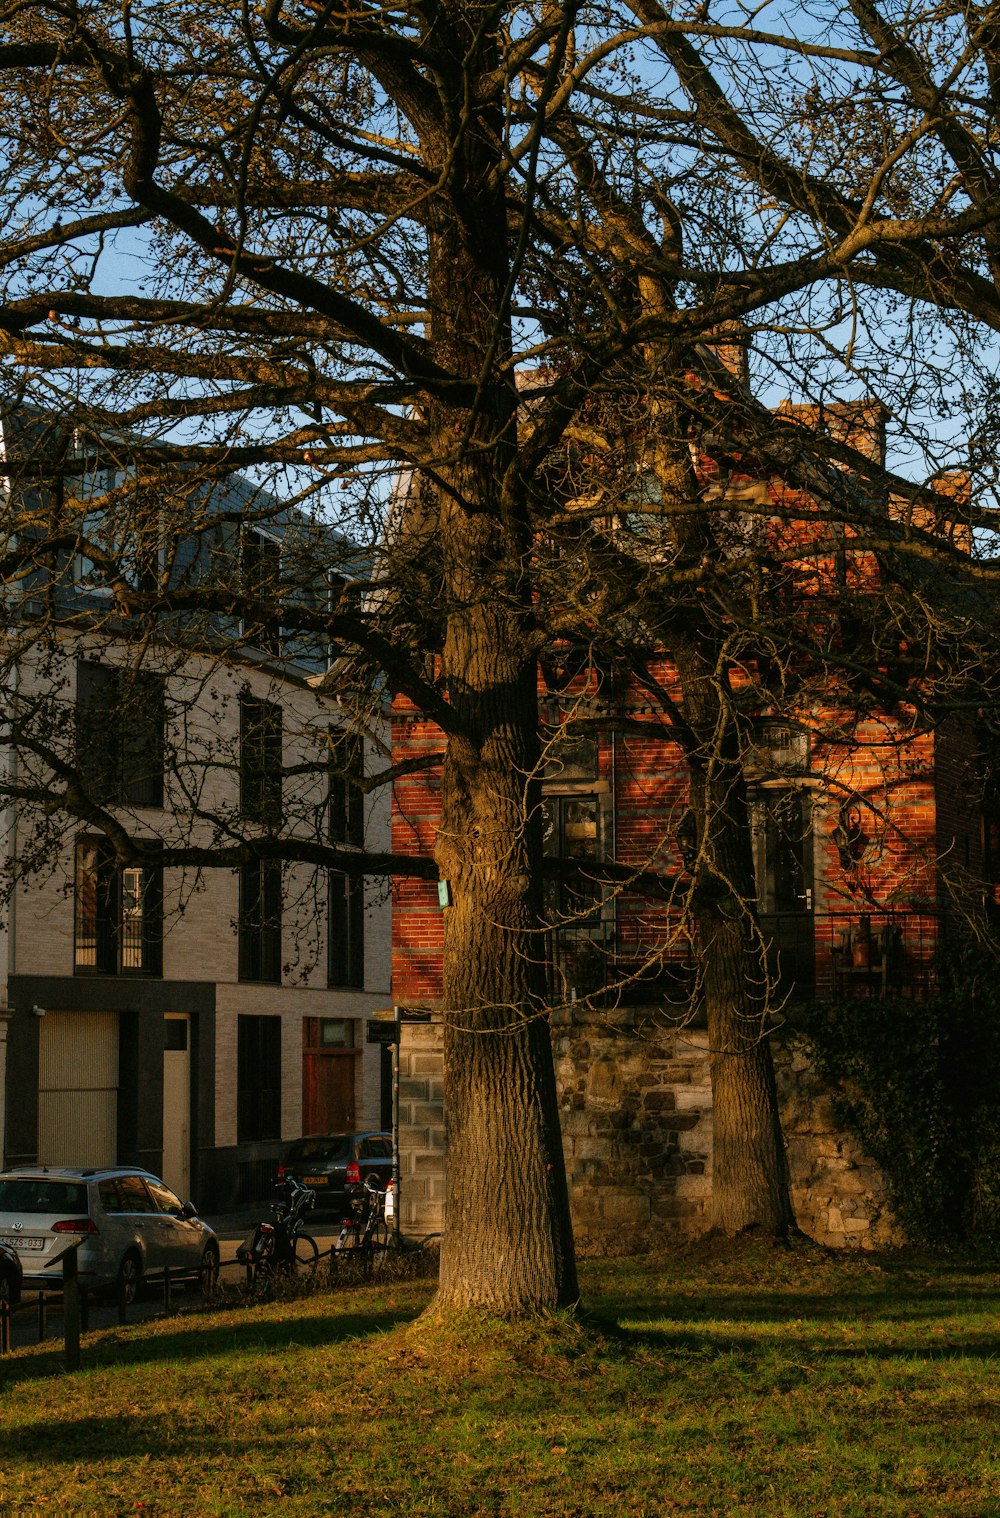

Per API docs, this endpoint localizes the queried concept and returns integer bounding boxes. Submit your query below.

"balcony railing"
[546,909,946,1007]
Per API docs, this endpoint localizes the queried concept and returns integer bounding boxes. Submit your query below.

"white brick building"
[0,418,392,1209]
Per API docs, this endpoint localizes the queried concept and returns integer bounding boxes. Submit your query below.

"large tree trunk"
[685,724,795,1236]
[430,425,579,1314]
[435,624,577,1310]
[421,8,578,1313]
[650,381,795,1238]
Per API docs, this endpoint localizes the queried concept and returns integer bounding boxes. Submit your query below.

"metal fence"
[546,909,947,1006]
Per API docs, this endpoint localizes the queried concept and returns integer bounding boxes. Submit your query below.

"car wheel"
[198,1244,220,1299]
[116,1250,143,1307]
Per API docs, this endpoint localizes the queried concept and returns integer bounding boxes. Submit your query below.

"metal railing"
[546,909,947,1006]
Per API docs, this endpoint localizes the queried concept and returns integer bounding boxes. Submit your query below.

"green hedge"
[803,943,1000,1247]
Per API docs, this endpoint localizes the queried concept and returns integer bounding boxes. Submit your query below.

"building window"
[74,837,163,975]
[539,704,599,783]
[328,871,364,988]
[327,731,364,988]
[541,793,604,924]
[317,1018,354,1048]
[751,790,814,914]
[76,661,165,808]
[240,698,283,826]
[240,527,282,656]
[238,861,282,983]
[237,1014,281,1142]
[746,719,810,779]
[328,730,364,846]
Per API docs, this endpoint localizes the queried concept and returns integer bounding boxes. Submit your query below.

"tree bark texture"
[684,721,795,1237]
[649,383,795,1238]
[433,479,579,1313]
[421,8,578,1312]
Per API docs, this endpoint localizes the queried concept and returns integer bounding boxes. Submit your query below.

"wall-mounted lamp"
[675,808,698,872]
[31,1004,46,1018]
[833,801,869,871]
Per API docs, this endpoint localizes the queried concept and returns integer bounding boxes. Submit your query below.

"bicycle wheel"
[292,1232,319,1278]
[247,1229,276,1289]
[329,1223,359,1283]
[368,1218,392,1277]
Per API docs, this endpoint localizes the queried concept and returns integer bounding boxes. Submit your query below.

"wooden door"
[302,1018,358,1133]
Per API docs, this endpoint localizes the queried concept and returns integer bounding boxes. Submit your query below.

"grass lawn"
[1,1240,998,1516]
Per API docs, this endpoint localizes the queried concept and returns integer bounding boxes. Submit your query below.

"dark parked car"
[278,1132,393,1215]
[0,1240,22,1306]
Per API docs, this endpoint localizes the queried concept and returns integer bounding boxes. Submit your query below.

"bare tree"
[1,0,999,1310]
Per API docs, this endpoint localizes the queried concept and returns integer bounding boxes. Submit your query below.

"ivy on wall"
[803,943,1000,1247]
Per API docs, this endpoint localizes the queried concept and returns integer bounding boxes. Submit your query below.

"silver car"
[0,1166,219,1303]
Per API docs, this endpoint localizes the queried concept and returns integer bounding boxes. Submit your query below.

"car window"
[370,1138,392,1159]
[146,1179,184,1216]
[114,1175,154,1213]
[0,1179,89,1214]
[98,1179,121,1212]
[287,1137,350,1163]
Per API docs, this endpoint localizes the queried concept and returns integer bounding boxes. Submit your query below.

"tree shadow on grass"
[587,1285,1000,1328]
[603,1317,1000,1364]
[0,1409,345,1468]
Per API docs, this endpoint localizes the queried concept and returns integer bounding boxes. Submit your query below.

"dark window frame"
[328,869,365,988]
[240,696,283,826]
[239,526,282,657]
[237,1014,282,1142]
[74,835,163,976]
[238,860,282,984]
[327,730,365,988]
[750,788,814,915]
[542,792,604,926]
[328,730,365,847]
[76,660,165,808]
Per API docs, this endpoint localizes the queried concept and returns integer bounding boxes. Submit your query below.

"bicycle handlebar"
[272,1175,316,1221]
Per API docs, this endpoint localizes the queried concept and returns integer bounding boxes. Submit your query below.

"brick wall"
[391,706,444,1003]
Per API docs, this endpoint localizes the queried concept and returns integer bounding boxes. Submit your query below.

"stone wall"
[553,1011,713,1253]
[775,1034,900,1249]
[396,1018,446,1237]
[396,1010,899,1253]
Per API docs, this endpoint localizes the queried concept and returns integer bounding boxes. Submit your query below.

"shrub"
[803,940,1000,1247]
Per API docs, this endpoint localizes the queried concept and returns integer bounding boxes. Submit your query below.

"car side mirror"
[181,1201,198,1220]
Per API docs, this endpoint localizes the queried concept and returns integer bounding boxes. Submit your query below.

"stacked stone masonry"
[396,1019,447,1236]
[397,1009,899,1254]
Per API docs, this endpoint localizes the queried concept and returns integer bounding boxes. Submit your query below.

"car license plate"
[303,1176,327,1186]
[0,1234,44,1251]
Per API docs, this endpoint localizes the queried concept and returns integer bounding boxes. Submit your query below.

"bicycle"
[330,1176,391,1280]
[237,1176,320,1288]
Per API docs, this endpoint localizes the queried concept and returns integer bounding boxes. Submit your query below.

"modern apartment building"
[0,412,392,1210]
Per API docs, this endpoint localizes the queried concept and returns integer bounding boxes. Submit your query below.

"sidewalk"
[204,1210,345,1267]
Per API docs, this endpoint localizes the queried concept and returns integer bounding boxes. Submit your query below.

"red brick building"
[389,398,987,1251]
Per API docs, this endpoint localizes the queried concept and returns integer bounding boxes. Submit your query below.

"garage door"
[38,1011,119,1167]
